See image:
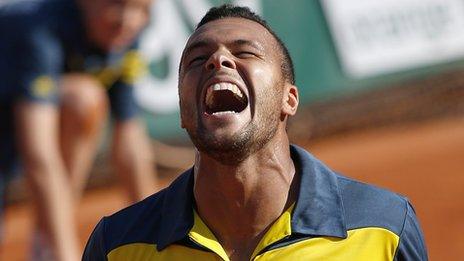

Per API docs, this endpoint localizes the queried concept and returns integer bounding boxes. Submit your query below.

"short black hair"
[197,4,295,85]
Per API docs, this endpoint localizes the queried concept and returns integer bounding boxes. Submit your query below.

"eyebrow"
[231,39,265,52]
[183,39,265,57]
[183,40,210,57]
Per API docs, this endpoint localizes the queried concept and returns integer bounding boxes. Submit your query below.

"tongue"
[207,89,246,114]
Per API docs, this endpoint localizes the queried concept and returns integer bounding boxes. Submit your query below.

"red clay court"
[2,117,463,260]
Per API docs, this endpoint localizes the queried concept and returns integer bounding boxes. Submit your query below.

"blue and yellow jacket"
[83,145,428,260]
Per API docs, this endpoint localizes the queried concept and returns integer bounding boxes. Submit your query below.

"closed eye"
[235,52,257,59]
[188,56,207,66]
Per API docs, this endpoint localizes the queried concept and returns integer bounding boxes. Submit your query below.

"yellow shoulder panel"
[255,227,400,261]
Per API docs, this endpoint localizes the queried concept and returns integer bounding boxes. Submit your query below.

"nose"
[205,50,236,71]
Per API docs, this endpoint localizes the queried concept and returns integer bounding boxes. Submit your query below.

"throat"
[192,146,298,259]
[193,173,298,260]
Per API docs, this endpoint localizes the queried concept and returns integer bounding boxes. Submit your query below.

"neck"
[193,131,299,259]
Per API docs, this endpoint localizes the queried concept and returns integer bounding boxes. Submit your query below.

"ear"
[282,82,299,117]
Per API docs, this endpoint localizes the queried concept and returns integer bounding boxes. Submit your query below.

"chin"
[203,146,250,166]
[188,130,252,165]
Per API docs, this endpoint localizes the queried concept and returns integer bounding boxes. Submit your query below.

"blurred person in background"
[0,0,157,260]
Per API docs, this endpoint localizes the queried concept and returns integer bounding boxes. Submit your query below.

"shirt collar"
[156,168,195,251]
[156,144,347,250]
[290,145,347,238]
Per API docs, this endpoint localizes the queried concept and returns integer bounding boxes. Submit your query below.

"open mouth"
[205,82,248,115]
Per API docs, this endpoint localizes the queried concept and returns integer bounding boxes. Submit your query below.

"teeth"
[212,111,235,115]
[205,82,246,111]
[233,85,243,98]
[207,82,243,99]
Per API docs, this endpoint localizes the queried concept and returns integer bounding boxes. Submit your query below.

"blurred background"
[2,0,463,260]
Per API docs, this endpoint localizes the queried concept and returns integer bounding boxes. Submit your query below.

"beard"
[188,122,271,165]
[186,90,282,165]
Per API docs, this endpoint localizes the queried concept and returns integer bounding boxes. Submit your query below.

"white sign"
[321,0,464,78]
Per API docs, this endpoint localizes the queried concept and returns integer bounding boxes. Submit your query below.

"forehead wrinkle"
[189,18,272,46]
[184,37,266,58]
[232,39,265,52]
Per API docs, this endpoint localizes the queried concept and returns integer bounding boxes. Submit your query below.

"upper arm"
[9,19,67,186]
[394,202,428,261]
[83,218,108,261]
